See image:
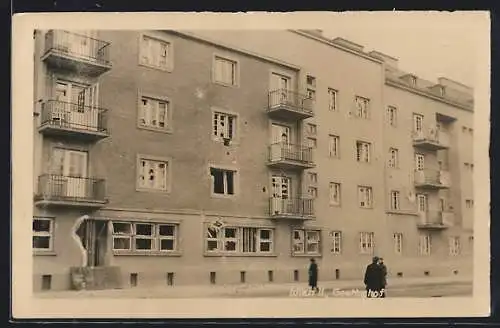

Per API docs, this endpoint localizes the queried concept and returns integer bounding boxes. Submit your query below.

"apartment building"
[32,29,474,291]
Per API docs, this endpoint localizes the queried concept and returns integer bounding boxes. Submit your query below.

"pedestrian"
[378,257,387,298]
[363,256,384,298]
[308,258,319,293]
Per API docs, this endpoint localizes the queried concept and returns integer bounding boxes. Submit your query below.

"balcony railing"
[39,100,109,140]
[42,30,112,76]
[412,127,450,150]
[269,197,314,219]
[414,169,451,189]
[34,174,107,207]
[267,143,315,170]
[267,89,314,120]
[417,210,452,229]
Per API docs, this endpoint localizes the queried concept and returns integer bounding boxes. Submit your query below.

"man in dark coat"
[379,258,387,298]
[308,258,319,292]
[364,256,384,298]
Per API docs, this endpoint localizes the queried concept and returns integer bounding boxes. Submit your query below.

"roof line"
[168,30,301,71]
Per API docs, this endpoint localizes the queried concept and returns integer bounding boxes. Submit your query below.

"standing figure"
[364,256,384,298]
[379,257,387,298]
[308,258,319,293]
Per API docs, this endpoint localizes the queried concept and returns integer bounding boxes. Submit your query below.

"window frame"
[209,165,238,197]
[358,186,373,209]
[393,232,403,255]
[419,234,432,255]
[205,225,275,255]
[449,236,461,256]
[112,221,180,254]
[138,33,174,72]
[387,105,397,127]
[33,217,55,252]
[356,141,371,163]
[359,232,375,254]
[292,229,321,256]
[212,53,240,87]
[329,182,341,206]
[389,147,399,168]
[354,95,370,119]
[137,92,173,133]
[136,154,172,193]
[331,231,342,254]
[328,134,340,158]
[328,88,338,111]
[211,108,239,144]
[390,190,400,210]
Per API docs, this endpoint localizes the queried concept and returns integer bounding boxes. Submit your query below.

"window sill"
[212,80,239,88]
[386,209,419,216]
[329,203,341,208]
[359,207,374,210]
[33,250,57,256]
[138,125,173,134]
[210,193,237,199]
[113,250,182,257]
[212,138,240,146]
[204,252,277,257]
[292,253,322,258]
[139,62,173,73]
[136,187,171,194]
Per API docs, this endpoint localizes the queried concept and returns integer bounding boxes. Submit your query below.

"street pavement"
[37,275,472,299]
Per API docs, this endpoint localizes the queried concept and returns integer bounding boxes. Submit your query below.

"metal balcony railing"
[44,30,111,66]
[268,89,314,115]
[269,197,315,218]
[268,143,314,164]
[40,100,108,134]
[36,174,107,203]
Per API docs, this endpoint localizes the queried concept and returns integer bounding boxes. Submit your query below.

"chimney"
[331,37,364,53]
[368,50,399,69]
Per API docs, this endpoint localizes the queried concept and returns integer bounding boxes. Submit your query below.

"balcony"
[414,169,451,189]
[38,100,109,141]
[412,127,450,151]
[269,197,315,220]
[267,143,315,170]
[417,210,453,230]
[42,30,112,77]
[34,174,107,208]
[267,89,314,120]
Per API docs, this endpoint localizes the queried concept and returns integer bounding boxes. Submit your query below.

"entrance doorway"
[77,219,109,267]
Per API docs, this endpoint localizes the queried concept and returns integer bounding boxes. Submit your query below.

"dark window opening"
[41,275,52,291]
[397,272,403,278]
[211,168,224,194]
[293,270,299,282]
[335,269,340,280]
[130,273,138,287]
[268,270,274,282]
[210,272,216,285]
[424,271,430,276]
[240,271,246,283]
[167,272,174,286]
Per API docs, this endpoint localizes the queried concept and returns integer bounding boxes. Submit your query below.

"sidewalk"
[37,275,472,299]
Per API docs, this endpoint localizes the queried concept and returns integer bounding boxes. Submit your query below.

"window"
[307,89,316,101]
[413,114,424,133]
[306,75,316,88]
[465,199,474,209]
[308,172,318,184]
[389,148,399,168]
[210,167,236,196]
[308,186,318,198]
[213,56,237,86]
[439,86,446,96]
[328,135,340,158]
[390,191,400,210]
[112,222,178,252]
[306,75,316,101]
[387,106,397,127]
[356,141,371,163]
[409,75,417,86]
[419,234,431,255]
[331,231,342,254]
[139,96,169,130]
[140,35,172,70]
[359,232,374,254]
[415,153,425,171]
[307,123,317,135]
[393,233,403,255]
[307,137,317,149]
[213,111,237,142]
[328,88,338,111]
[137,157,169,191]
[354,96,370,119]
[205,226,274,254]
[329,182,341,206]
[358,186,373,208]
[449,236,460,256]
[33,217,54,251]
[292,229,321,255]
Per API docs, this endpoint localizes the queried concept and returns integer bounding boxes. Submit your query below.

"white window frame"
[205,226,275,254]
[307,123,317,135]
[308,186,318,198]
[331,231,342,254]
[210,165,238,197]
[134,222,156,251]
[292,229,321,255]
[138,94,171,132]
[136,155,171,192]
[213,54,239,87]
[223,227,239,252]
[356,141,371,163]
[328,88,338,111]
[359,232,375,254]
[329,182,341,206]
[358,186,373,208]
[449,236,460,256]
[33,217,54,252]
[390,190,400,210]
[329,135,340,158]
[112,222,133,251]
[157,224,178,252]
[393,232,403,255]
[389,148,399,168]
[413,113,424,133]
[387,106,397,127]
[212,109,238,143]
[139,34,173,71]
[308,172,318,184]
[415,153,425,171]
[419,234,432,255]
[112,221,179,253]
[307,137,317,149]
[354,96,370,119]
[466,199,474,209]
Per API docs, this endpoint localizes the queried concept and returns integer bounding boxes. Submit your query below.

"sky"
[316,12,488,88]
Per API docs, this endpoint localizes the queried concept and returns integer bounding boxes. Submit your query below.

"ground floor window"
[33,217,54,251]
[112,221,178,252]
[205,225,274,254]
[292,229,321,255]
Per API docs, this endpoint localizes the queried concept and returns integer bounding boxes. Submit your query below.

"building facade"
[32,29,474,291]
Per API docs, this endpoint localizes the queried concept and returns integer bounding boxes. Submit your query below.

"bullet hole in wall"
[226,152,230,156]
[245,121,248,125]
[262,187,266,192]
